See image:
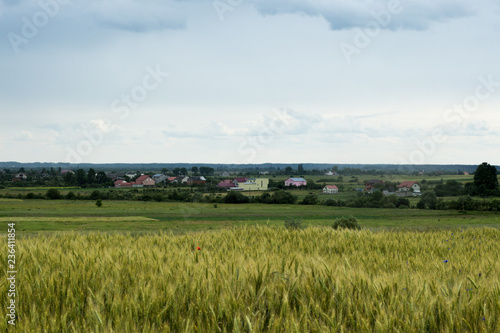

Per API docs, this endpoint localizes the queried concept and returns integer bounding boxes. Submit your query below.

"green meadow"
[0,199,499,235]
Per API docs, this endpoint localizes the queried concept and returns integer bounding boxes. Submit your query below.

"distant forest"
[0,162,495,174]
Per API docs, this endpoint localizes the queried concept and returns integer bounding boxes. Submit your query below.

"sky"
[1,0,499,165]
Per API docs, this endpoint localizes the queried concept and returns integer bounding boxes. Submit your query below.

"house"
[114,175,156,188]
[187,176,206,185]
[398,181,421,194]
[217,179,237,188]
[259,171,269,175]
[167,177,177,183]
[324,171,339,176]
[323,185,339,194]
[365,179,384,193]
[134,175,156,187]
[12,173,27,181]
[114,179,132,188]
[218,171,231,177]
[152,174,168,183]
[61,169,74,175]
[285,178,307,187]
[365,179,383,186]
[383,189,396,196]
[238,178,269,191]
[232,177,248,186]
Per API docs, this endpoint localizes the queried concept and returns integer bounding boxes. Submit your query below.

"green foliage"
[95,199,103,207]
[417,191,437,210]
[471,162,499,196]
[300,194,318,205]
[45,188,62,200]
[89,190,101,200]
[284,217,303,230]
[434,180,464,197]
[223,191,250,204]
[332,216,361,230]
[271,190,297,204]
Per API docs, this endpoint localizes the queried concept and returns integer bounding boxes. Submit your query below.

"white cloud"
[250,0,477,31]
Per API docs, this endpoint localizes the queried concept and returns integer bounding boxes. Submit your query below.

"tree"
[298,164,305,174]
[271,190,297,204]
[417,191,437,209]
[199,167,214,175]
[64,172,76,185]
[75,169,87,186]
[46,189,62,200]
[191,166,199,174]
[223,191,249,204]
[473,162,498,196]
[300,194,318,205]
[87,168,96,184]
[285,166,293,173]
[95,171,110,184]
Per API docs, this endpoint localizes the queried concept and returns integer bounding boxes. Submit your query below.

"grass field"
[1,199,499,235]
[1,226,498,332]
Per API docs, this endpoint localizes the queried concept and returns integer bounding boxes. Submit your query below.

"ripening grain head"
[1,227,499,332]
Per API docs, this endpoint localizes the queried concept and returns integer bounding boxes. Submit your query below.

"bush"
[223,191,250,204]
[95,199,103,207]
[300,194,318,205]
[25,192,36,200]
[90,190,101,200]
[46,189,62,200]
[284,218,303,230]
[324,199,337,206]
[65,191,76,200]
[272,190,297,204]
[332,216,360,230]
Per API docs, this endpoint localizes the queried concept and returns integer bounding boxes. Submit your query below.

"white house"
[323,185,339,194]
[398,181,421,193]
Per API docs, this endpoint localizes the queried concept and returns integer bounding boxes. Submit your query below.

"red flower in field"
[197,247,201,250]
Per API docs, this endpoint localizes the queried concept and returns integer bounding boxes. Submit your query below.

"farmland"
[0,226,499,332]
[1,185,499,332]
[1,199,499,235]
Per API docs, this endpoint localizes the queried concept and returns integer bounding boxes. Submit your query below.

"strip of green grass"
[1,199,499,235]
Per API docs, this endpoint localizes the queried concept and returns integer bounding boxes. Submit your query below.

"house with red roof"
[232,177,248,186]
[134,175,155,187]
[217,179,237,188]
[323,185,339,194]
[398,181,421,193]
[114,175,155,188]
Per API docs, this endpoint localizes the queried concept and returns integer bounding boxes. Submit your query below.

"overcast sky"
[1,0,499,165]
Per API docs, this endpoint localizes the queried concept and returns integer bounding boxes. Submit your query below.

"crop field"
[1,226,499,332]
[1,196,499,331]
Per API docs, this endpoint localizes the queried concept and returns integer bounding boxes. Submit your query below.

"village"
[109,172,422,197]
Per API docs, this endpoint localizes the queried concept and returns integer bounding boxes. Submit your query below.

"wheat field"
[1,226,499,332]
